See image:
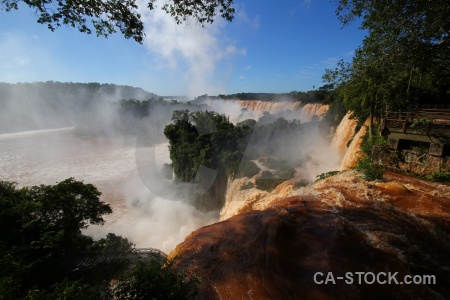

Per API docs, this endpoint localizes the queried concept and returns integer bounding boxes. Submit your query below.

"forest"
[0,179,199,299]
[194,85,335,104]
[1,0,449,298]
[323,0,450,131]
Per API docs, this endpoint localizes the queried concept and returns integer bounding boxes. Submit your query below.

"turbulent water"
[0,128,217,253]
[202,99,329,123]
[0,102,336,253]
[0,128,136,187]
[3,107,449,298]
[330,111,371,170]
[0,101,338,255]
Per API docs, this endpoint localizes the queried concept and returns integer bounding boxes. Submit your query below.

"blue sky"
[0,0,365,97]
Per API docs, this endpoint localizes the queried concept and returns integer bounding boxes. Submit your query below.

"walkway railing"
[73,247,167,269]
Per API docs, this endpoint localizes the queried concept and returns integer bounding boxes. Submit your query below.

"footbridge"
[74,247,167,269]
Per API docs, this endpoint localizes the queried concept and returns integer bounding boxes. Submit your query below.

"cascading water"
[340,120,368,170]
[201,99,329,122]
[3,106,449,298]
[0,128,217,253]
[331,111,358,156]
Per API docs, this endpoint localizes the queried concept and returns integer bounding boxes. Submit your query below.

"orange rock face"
[171,172,450,299]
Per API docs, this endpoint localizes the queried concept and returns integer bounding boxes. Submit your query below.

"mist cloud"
[0,32,51,82]
[138,2,246,97]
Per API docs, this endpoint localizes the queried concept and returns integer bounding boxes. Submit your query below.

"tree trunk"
[368,100,374,138]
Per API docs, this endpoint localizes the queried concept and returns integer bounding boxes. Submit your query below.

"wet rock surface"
[172,172,450,299]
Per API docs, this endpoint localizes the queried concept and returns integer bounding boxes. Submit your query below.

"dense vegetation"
[0,179,199,299]
[195,85,335,104]
[354,132,386,181]
[164,110,329,195]
[323,0,450,133]
[2,0,236,43]
[164,110,249,182]
[164,110,249,209]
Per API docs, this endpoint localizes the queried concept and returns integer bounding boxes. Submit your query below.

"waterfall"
[201,99,329,122]
[340,122,368,170]
[330,111,371,170]
[331,111,358,156]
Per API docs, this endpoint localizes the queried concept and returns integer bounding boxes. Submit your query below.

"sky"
[0,0,366,98]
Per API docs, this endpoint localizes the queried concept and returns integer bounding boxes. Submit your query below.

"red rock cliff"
[171,171,450,299]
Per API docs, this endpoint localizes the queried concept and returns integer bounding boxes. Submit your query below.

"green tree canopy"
[164,110,249,210]
[0,179,201,299]
[324,0,450,131]
[106,258,200,300]
[0,178,114,298]
[164,110,248,182]
[1,0,236,43]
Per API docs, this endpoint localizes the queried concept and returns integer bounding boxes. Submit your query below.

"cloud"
[295,68,314,79]
[345,50,355,56]
[244,66,252,71]
[0,33,26,69]
[13,56,30,66]
[138,3,246,98]
[290,0,313,15]
[0,32,54,82]
[320,57,339,68]
[236,10,260,30]
[302,0,313,9]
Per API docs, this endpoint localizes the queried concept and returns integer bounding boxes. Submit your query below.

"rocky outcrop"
[171,171,450,299]
[372,146,450,176]
[220,178,296,220]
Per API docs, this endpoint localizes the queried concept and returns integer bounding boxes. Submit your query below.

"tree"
[1,0,236,43]
[164,110,249,210]
[106,257,200,300]
[0,178,113,298]
[324,0,450,130]
[164,110,247,183]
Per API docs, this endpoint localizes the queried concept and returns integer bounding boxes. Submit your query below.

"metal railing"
[73,247,167,269]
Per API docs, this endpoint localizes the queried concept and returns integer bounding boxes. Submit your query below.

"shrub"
[429,171,450,184]
[255,178,285,192]
[354,156,384,181]
[240,181,254,190]
[106,257,200,300]
[261,157,288,170]
[254,168,295,192]
[315,170,340,182]
[260,170,274,179]
[296,179,310,188]
[277,166,296,179]
[354,129,385,181]
[235,160,260,178]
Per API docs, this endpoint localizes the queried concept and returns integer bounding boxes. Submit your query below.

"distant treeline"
[0,81,157,101]
[194,84,335,104]
[75,98,208,139]
[0,81,158,133]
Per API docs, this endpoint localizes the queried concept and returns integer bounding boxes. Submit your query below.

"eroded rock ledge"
[171,171,450,299]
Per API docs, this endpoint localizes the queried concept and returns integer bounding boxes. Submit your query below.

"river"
[0,128,217,253]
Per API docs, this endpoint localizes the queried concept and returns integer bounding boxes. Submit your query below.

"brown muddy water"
[0,128,217,253]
